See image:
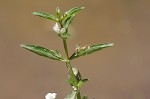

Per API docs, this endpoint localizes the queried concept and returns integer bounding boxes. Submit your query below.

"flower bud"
[60,28,66,33]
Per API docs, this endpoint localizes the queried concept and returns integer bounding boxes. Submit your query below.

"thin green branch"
[63,39,69,59]
[62,39,81,99]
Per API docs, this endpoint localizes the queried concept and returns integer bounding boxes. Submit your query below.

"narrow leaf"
[66,7,84,17]
[32,12,57,21]
[66,79,78,87]
[62,14,75,28]
[77,79,88,88]
[62,7,84,21]
[20,44,64,62]
[72,68,82,82]
[69,43,114,60]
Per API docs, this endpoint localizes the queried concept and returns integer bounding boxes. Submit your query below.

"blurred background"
[0,0,150,99]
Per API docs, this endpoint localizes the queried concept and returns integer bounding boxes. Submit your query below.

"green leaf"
[62,14,75,28]
[66,78,78,87]
[69,43,114,60]
[64,91,77,99]
[82,96,88,99]
[32,12,57,21]
[61,7,84,22]
[77,79,88,88]
[20,44,65,62]
[72,68,82,82]
[66,7,84,17]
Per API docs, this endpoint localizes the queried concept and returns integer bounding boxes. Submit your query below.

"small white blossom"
[45,93,57,99]
[53,23,66,34]
[53,23,60,33]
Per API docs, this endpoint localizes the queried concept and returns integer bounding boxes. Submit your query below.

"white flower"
[53,23,60,33]
[53,23,66,34]
[45,93,57,99]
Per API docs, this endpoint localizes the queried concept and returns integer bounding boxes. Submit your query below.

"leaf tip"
[20,44,26,48]
[108,43,114,47]
[81,7,85,9]
[32,12,37,15]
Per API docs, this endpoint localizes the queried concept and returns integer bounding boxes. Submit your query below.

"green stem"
[63,39,69,59]
[76,90,81,99]
[63,39,76,81]
[62,39,81,99]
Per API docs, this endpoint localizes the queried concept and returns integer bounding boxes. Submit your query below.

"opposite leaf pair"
[20,43,113,62]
